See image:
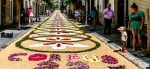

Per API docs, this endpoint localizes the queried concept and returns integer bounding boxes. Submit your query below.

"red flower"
[57,43,61,47]
[28,54,47,61]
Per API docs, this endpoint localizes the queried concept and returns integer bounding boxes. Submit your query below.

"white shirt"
[75,10,80,17]
[121,31,127,41]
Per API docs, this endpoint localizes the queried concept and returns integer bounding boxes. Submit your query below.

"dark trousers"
[104,18,112,34]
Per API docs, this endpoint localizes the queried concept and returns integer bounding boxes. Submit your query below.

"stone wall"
[13,0,20,24]
[148,20,150,51]
[1,0,10,25]
[147,9,150,51]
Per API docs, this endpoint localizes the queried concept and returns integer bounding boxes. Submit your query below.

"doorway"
[104,0,109,8]
[1,0,6,26]
[117,0,124,27]
[0,0,1,26]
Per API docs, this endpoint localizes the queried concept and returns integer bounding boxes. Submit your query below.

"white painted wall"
[82,0,85,6]
[95,0,97,9]
[31,0,36,16]
[27,0,30,8]
[99,0,105,12]
[109,0,114,11]
[24,0,30,9]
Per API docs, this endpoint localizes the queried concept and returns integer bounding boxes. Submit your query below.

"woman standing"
[128,3,145,51]
[27,8,33,24]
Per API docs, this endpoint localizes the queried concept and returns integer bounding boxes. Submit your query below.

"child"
[118,26,128,53]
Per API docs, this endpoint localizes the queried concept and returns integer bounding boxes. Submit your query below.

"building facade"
[0,0,49,28]
[68,0,150,52]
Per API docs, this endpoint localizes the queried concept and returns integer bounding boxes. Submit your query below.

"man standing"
[103,4,114,35]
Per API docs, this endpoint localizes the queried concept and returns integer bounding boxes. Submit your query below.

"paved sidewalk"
[69,19,150,69]
[0,16,48,50]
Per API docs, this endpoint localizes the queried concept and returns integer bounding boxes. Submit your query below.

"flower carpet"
[0,10,139,69]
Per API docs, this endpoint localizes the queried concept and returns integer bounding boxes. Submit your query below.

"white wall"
[99,0,105,12]
[23,0,30,9]
[32,0,36,16]
[82,0,85,6]
[94,0,97,9]
[109,0,114,11]
[27,0,30,8]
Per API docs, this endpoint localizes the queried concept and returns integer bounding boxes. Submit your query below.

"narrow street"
[0,10,139,69]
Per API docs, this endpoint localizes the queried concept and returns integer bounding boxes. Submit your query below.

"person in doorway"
[46,9,49,16]
[103,3,114,35]
[27,8,33,24]
[74,9,80,22]
[128,3,145,51]
[81,8,86,23]
[90,7,97,30]
[118,26,128,53]
[21,8,26,24]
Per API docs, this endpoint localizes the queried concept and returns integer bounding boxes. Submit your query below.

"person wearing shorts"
[118,26,128,53]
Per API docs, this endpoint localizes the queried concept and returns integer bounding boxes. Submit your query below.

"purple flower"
[8,52,27,61]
